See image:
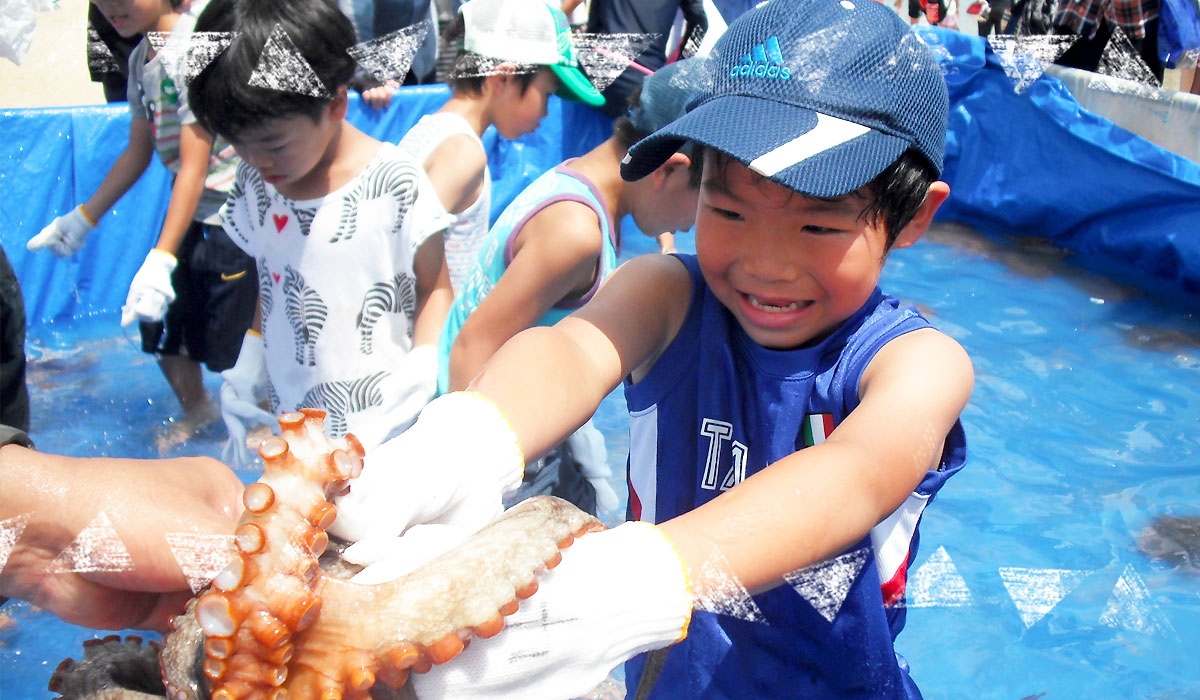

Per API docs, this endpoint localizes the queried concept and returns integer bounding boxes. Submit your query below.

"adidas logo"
[730,37,790,80]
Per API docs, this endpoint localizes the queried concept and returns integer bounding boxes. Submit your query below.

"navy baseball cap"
[620,0,949,198]
[628,58,707,135]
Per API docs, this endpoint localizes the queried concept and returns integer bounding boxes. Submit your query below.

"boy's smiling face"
[90,0,172,37]
[695,154,911,350]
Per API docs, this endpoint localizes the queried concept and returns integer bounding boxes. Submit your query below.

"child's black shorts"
[140,221,257,373]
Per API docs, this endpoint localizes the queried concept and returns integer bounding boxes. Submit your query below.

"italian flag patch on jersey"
[802,413,835,447]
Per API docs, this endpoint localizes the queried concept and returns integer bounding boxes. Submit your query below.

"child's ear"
[483,62,519,93]
[651,152,692,190]
[328,85,350,122]
[892,181,950,250]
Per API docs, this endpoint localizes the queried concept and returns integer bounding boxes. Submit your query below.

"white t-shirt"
[398,111,491,293]
[221,143,451,444]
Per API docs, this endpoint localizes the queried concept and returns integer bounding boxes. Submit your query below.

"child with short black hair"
[188,0,453,462]
[28,0,257,449]
[336,0,973,697]
[399,0,605,295]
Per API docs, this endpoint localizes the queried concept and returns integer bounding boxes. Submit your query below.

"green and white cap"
[460,0,605,108]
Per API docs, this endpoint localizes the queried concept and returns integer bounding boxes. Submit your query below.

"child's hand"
[567,420,621,514]
[360,85,394,110]
[409,522,692,700]
[218,331,272,468]
[329,392,525,544]
[26,206,96,257]
[350,344,439,450]
[0,447,243,632]
[121,249,177,327]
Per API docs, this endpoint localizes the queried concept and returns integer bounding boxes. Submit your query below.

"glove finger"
[347,524,473,583]
[51,240,77,257]
[133,290,171,324]
[223,398,274,424]
[221,436,240,467]
[589,479,621,514]
[26,227,58,251]
[328,485,407,542]
[120,304,138,328]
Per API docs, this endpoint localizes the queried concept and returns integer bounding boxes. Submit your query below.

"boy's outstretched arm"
[470,252,693,456]
[121,123,214,327]
[663,327,973,596]
[27,118,154,257]
[406,311,972,700]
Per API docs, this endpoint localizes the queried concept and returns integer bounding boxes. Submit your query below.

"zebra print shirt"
[220,143,451,445]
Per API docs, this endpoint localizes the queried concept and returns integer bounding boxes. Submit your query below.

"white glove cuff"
[418,392,525,495]
[237,330,265,371]
[146,248,178,271]
[73,205,98,228]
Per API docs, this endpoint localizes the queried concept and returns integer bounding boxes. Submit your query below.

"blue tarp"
[0,86,612,327]
[920,27,1200,305]
[4,36,1200,326]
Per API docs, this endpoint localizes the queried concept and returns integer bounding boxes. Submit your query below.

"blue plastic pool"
[3,221,1199,699]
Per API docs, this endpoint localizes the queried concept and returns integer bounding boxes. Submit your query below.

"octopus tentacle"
[49,635,165,700]
[191,408,603,699]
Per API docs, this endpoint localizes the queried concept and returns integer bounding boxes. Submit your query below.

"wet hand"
[0,448,244,632]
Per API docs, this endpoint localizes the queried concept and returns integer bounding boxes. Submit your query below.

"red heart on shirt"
[273,214,288,232]
[272,272,281,284]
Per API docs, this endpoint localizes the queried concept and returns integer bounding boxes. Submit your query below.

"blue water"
[3,221,1199,699]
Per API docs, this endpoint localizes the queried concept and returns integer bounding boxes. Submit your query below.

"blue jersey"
[623,255,967,699]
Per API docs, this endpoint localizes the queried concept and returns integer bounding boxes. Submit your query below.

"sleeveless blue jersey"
[623,255,967,700]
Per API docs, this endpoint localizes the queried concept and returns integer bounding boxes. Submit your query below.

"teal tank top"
[437,162,619,393]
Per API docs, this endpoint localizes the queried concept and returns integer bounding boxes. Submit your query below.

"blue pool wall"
[4,28,1200,328]
[919,28,1200,304]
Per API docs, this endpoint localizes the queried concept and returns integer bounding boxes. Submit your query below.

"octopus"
[49,408,604,699]
[1137,514,1200,571]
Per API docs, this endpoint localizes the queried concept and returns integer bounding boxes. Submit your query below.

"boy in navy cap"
[333,0,973,697]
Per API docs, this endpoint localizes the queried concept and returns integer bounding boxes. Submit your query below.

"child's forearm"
[469,322,622,462]
[152,124,212,254]
[661,331,973,598]
[81,119,155,223]
[412,235,452,347]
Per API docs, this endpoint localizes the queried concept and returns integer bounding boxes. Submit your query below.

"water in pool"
[2,221,1198,699]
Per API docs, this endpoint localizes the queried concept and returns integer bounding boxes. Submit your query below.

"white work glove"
[330,391,525,547]
[120,249,177,327]
[568,419,621,514]
[410,521,693,700]
[27,205,96,257]
[350,344,439,451]
[344,523,474,584]
[219,331,272,468]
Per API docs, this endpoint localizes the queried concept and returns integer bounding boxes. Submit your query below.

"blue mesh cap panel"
[621,0,949,198]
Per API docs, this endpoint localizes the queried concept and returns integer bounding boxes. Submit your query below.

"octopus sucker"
[50,409,605,700]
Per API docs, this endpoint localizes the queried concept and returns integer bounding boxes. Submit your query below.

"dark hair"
[438,12,542,95]
[861,150,939,248]
[188,0,358,140]
[612,85,648,150]
[691,147,936,247]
